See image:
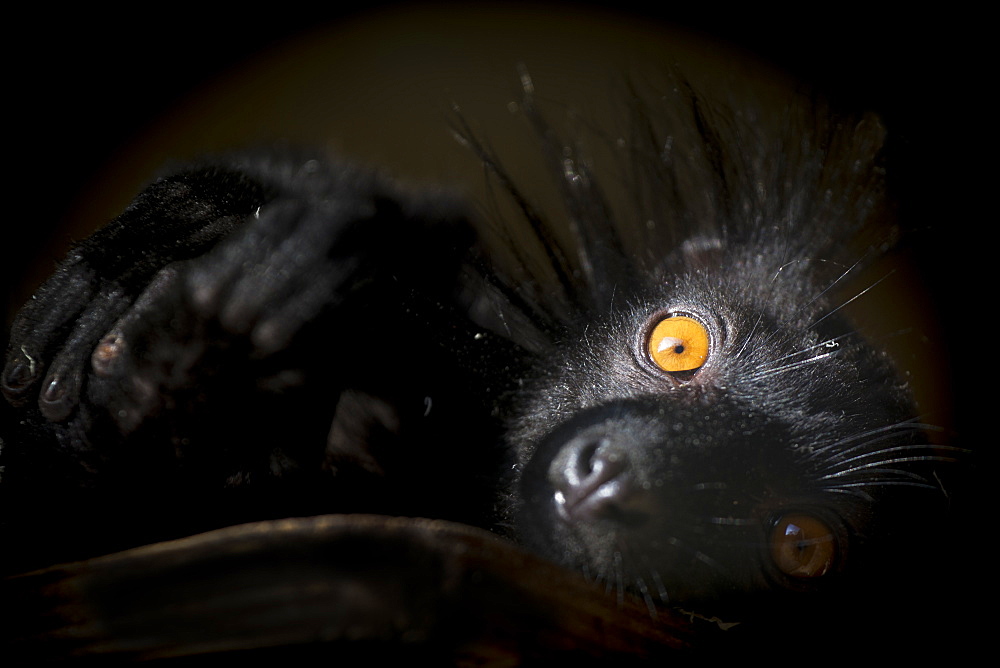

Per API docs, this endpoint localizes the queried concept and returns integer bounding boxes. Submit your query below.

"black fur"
[465,80,962,626]
[1,75,964,653]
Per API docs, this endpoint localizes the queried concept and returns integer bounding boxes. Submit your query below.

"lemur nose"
[549,433,631,522]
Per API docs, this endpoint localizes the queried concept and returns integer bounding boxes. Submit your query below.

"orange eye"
[647,315,710,373]
[770,514,837,578]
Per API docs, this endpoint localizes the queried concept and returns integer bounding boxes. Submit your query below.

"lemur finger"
[247,258,357,355]
[37,287,133,422]
[2,256,97,405]
[90,267,184,380]
[185,197,373,353]
[86,266,198,436]
[185,199,306,323]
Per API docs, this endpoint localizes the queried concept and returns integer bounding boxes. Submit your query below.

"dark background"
[7,4,974,272]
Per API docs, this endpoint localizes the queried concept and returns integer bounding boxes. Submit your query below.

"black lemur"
[0,75,961,643]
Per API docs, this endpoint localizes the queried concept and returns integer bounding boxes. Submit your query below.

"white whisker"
[826,480,939,491]
[746,350,837,380]
[810,269,894,330]
[817,443,963,473]
[820,461,934,481]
